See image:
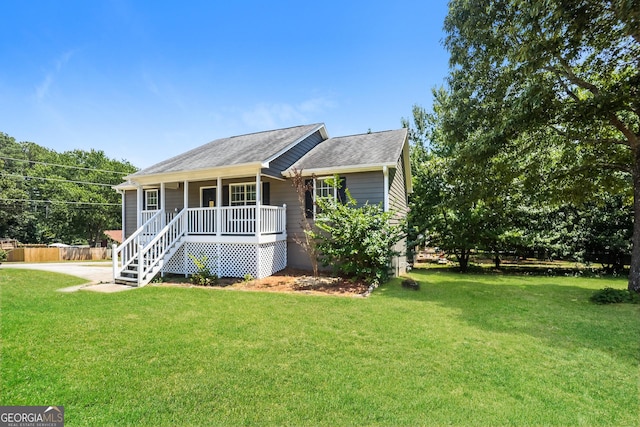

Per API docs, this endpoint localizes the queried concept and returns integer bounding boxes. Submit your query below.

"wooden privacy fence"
[6,247,111,262]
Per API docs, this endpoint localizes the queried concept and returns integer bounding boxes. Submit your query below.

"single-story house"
[112,123,412,286]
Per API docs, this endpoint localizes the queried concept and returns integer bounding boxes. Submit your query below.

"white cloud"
[34,50,75,103]
[240,96,337,129]
[298,96,337,113]
[35,74,54,101]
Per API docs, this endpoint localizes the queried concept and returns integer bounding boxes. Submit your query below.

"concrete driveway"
[1,261,134,293]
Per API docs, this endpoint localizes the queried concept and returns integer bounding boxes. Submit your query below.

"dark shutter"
[304,179,313,218]
[338,177,347,204]
[262,182,270,205]
[222,185,229,206]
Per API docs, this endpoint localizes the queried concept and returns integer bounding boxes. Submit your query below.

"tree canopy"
[0,132,137,245]
[440,0,639,290]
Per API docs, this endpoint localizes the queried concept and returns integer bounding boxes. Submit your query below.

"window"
[316,178,336,199]
[305,177,346,218]
[145,189,159,210]
[230,183,257,206]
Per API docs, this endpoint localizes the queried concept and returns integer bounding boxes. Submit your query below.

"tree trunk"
[457,247,469,272]
[494,253,501,269]
[629,155,640,293]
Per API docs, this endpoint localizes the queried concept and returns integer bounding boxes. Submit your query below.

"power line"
[2,173,116,187]
[0,156,132,175]
[0,198,120,206]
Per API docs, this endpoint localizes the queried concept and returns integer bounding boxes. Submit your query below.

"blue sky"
[1,1,450,168]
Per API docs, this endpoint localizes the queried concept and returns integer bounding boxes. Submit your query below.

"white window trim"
[229,182,257,206]
[312,176,340,218]
[200,186,217,208]
[315,177,338,201]
[145,189,159,211]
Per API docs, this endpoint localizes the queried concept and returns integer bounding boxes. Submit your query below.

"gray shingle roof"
[130,123,323,177]
[289,128,407,171]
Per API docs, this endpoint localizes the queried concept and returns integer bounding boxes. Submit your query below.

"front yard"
[1,268,638,426]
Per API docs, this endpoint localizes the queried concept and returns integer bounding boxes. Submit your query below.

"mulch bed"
[155,268,370,297]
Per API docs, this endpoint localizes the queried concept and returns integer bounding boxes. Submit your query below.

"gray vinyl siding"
[124,190,137,238]
[389,154,408,219]
[269,179,308,269]
[164,187,183,212]
[345,171,384,207]
[389,151,409,274]
[262,130,325,178]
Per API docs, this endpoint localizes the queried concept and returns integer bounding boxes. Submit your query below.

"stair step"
[115,276,138,285]
[115,233,185,287]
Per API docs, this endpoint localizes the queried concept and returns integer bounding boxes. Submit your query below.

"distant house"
[112,123,412,286]
[103,230,123,244]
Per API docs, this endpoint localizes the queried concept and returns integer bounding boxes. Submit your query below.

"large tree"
[443,0,639,291]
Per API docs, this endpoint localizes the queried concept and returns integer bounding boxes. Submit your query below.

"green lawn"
[1,268,639,426]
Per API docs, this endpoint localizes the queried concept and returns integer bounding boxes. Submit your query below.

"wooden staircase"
[113,210,186,287]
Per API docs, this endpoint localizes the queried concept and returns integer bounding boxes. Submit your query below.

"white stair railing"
[137,210,186,286]
[113,210,163,279]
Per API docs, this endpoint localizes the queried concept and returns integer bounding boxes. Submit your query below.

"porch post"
[216,176,222,278]
[216,176,222,236]
[136,185,143,228]
[160,182,166,226]
[120,190,125,237]
[256,172,261,235]
[183,180,189,236]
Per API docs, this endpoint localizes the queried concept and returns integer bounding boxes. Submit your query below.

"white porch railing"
[221,206,256,234]
[186,205,286,235]
[141,210,176,229]
[141,210,160,227]
[187,207,217,234]
[260,205,286,234]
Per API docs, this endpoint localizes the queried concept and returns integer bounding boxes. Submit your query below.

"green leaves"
[433,0,638,285]
[310,185,404,285]
[0,131,137,244]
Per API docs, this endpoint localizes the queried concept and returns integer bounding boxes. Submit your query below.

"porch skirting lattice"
[162,241,287,279]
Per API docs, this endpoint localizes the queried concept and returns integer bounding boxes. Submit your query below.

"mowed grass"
[1,268,638,426]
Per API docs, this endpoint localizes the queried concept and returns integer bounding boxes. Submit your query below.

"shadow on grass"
[378,269,640,364]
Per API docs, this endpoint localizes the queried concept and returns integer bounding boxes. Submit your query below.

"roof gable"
[129,123,325,178]
[288,128,408,172]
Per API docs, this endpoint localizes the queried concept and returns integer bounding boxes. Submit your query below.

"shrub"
[188,253,218,286]
[590,287,640,304]
[0,249,7,263]
[311,178,404,285]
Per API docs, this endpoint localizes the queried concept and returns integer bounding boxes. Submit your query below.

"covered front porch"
[129,171,284,239]
[114,170,289,286]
